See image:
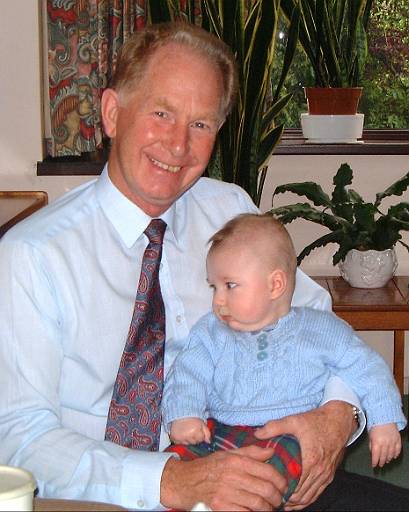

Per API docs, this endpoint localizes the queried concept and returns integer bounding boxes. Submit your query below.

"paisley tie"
[105,219,167,450]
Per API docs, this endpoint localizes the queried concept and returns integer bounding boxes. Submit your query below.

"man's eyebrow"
[155,97,174,111]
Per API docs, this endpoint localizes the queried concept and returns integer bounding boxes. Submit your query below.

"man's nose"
[165,123,189,157]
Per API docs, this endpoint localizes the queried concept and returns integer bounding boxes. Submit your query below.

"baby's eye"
[226,282,237,289]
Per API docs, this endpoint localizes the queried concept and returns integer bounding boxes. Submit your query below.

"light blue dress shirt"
[0,166,359,510]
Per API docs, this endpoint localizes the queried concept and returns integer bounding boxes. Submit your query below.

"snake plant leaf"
[258,124,284,169]
[272,3,300,103]
[147,0,174,23]
[374,171,409,207]
[261,93,293,134]
[274,182,332,208]
[280,0,373,87]
[202,0,223,39]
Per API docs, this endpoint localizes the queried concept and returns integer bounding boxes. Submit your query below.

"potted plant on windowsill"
[281,0,373,143]
[270,163,409,288]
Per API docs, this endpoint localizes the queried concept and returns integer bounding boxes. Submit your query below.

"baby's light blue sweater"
[162,307,407,431]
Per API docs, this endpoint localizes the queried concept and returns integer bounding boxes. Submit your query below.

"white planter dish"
[301,113,364,144]
[338,248,397,288]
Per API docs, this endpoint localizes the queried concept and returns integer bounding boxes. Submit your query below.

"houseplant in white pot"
[280,0,373,143]
[270,163,409,288]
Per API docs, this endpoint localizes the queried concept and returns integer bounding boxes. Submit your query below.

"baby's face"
[206,244,277,332]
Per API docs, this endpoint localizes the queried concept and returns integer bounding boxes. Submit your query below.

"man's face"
[102,43,224,217]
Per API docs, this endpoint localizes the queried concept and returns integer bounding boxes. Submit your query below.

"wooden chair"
[0,191,48,237]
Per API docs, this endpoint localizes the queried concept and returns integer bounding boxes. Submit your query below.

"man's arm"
[0,238,172,510]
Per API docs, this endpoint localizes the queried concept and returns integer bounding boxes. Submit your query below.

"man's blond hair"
[110,21,238,120]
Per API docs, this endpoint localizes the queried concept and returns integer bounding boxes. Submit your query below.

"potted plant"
[280,0,373,142]
[270,163,409,288]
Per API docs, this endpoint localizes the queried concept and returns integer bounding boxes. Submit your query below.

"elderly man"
[1,22,408,511]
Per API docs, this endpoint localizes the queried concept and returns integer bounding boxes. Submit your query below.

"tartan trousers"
[166,418,302,504]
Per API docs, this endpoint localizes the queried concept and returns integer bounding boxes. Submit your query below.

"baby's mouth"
[150,156,181,173]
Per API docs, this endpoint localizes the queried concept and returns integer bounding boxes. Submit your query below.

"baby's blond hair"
[208,213,297,293]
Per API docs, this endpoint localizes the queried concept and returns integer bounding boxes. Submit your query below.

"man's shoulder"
[190,177,255,204]
[2,179,98,245]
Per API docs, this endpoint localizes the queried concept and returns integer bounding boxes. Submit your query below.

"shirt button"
[176,315,183,324]
[137,499,145,508]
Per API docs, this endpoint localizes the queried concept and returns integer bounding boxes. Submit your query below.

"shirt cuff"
[121,450,177,510]
[321,375,367,446]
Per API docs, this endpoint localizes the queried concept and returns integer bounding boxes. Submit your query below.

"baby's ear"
[269,269,287,299]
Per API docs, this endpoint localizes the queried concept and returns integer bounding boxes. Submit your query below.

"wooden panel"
[0,191,48,237]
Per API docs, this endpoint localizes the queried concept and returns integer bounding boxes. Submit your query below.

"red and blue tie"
[105,219,167,451]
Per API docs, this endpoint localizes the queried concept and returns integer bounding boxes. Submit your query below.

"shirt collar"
[95,164,177,248]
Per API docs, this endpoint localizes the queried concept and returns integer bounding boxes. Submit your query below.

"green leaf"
[375,171,409,207]
[274,182,332,207]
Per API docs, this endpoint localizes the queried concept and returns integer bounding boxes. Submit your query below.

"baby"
[163,213,406,484]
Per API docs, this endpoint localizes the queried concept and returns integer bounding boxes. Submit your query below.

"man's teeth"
[150,157,181,173]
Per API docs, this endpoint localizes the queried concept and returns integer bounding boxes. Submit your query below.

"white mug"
[0,465,36,511]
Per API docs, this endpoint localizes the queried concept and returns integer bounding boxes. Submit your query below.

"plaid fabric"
[166,418,302,504]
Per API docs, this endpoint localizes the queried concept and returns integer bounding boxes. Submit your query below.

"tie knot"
[144,219,167,245]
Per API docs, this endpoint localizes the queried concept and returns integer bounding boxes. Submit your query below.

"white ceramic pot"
[0,466,36,511]
[338,248,397,288]
[301,113,364,143]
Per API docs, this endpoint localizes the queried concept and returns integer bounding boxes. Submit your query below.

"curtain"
[44,0,146,157]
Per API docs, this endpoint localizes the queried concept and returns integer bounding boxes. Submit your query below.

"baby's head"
[207,213,297,332]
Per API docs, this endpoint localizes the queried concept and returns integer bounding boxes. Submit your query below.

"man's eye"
[193,121,207,129]
[155,111,167,118]
[227,282,237,289]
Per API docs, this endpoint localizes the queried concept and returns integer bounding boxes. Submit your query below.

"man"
[0,22,407,511]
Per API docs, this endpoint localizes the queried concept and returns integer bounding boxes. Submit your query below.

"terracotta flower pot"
[305,87,363,115]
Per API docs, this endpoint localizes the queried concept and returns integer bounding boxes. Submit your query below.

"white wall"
[0,0,92,200]
[1,1,408,389]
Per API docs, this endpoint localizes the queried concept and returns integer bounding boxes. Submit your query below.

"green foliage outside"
[273,0,409,128]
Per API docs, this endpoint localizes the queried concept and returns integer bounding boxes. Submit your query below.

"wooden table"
[34,497,125,511]
[0,191,48,237]
[313,276,409,396]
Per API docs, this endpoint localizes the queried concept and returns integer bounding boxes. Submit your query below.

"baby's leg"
[213,421,302,503]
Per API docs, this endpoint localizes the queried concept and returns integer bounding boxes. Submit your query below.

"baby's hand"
[369,423,401,467]
[170,418,211,445]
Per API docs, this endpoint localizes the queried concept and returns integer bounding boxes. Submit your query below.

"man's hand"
[160,445,287,511]
[255,401,356,510]
[170,417,211,445]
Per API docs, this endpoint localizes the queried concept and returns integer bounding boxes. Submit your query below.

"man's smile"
[149,156,182,173]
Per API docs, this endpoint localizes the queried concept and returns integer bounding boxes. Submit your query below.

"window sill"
[37,130,409,176]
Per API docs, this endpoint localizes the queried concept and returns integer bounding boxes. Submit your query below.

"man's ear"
[269,269,287,299]
[101,88,120,138]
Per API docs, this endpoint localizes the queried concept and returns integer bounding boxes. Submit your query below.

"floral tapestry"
[45,0,146,157]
